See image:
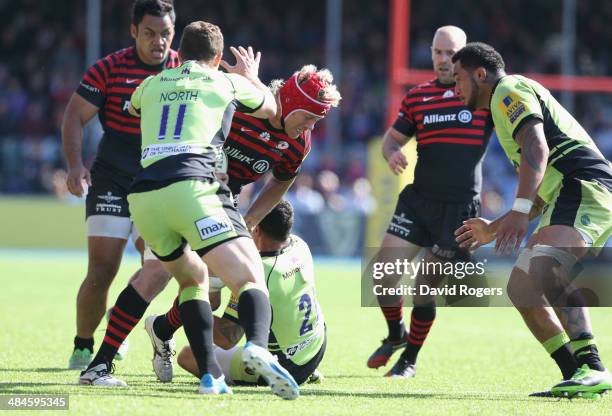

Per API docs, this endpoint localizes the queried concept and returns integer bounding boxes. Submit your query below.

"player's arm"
[242,76,276,120]
[382,127,412,175]
[492,118,548,253]
[382,91,416,175]
[244,175,295,230]
[513,118,548,205]
[213,315,244,349]
[61,93,100,197]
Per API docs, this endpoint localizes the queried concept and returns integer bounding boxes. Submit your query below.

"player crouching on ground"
[175,200,327,386]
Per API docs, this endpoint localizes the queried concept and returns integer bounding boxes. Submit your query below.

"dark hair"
[452,42,505,74]
[258,200,294,242]
[132,0,175,26]
[179,21,224,63]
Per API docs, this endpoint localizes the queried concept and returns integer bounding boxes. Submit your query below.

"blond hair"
[270,65,341,107]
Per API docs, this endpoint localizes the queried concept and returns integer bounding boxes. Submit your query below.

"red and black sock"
[88,284,149,369]
[401,303,436,364]
[153,297,182,341]
[379,298,405,342]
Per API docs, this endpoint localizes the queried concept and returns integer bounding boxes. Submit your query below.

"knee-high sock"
[88,284,149,368]
[377,290,405,341]
[543,332,579,379]
[179,287,221,378]
[400,303,436,364]
[237,287,271,348]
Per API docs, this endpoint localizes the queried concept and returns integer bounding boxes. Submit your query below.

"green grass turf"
[0,198,86,249]
[1,252,611,415]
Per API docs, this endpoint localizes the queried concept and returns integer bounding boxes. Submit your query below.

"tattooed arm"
[213,316,245,349]
[514,118,549,202]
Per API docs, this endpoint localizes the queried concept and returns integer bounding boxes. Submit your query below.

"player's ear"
[211,53,222,68]
[476,67,487,82]
[130,24,138,40]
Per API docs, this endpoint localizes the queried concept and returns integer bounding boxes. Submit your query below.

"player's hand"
[66,164,91,197]
[220,46,261,81]
[454,217,494,249]
[493,210,529,255]
[387,150,408,175]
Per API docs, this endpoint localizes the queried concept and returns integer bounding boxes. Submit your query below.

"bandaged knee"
[531,245,577,277]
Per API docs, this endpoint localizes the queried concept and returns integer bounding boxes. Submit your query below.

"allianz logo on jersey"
[226,146,271,174]
[423,110,472,125]
[195,213,235,241]
[226,146,254,164]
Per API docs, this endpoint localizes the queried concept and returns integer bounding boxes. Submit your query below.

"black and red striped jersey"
[392,79,493,202]
[224,112,310,195]
[76,46,180,177]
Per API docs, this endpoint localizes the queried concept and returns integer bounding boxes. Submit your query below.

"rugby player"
[175,201,326,386]
[62,0,179,370]
[75,61,340,386]
[367,26,493,378]
[452,42,612,397]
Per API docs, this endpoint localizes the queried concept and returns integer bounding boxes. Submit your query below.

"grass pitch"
[1,251,611,415]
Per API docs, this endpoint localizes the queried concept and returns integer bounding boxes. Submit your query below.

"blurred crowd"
[1,0,612,219]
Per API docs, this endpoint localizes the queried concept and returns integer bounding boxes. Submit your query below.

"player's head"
[452,42,506,111]
[178,21,224,68]
[253,200,294,248]
[130,0,175,65]
[270,65,341,138]
[431,26,466,84]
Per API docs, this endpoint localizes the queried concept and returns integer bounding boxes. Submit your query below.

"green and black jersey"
[129,60,265,193]
[490,75,612,203]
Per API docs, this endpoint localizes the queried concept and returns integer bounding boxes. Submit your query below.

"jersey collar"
[434,79,455,89]
[489,75,508,110]
[259,236,295,258]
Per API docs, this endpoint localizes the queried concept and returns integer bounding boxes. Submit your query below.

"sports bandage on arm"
[511,198,533,214]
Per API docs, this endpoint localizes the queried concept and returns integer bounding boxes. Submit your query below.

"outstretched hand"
[220,46,261,81]
[454,217,495,249]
